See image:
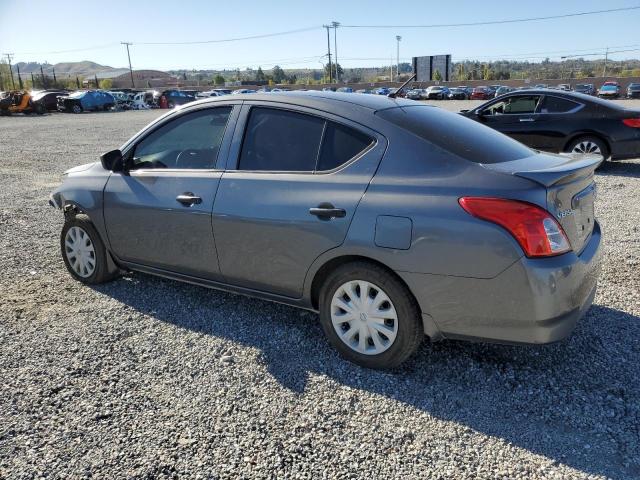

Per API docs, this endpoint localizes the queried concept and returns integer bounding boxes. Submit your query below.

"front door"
[104,105,236,280]
[212,104,385,297]
[478,94,547,148]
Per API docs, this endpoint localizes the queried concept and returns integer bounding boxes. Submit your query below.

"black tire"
[72,104,82,114]
[565,136,609,161]
[318,261,423,369]
[35,103,46,115]
[60,214,119,284]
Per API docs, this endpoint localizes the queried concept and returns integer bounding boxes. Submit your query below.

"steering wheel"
[176,149,203,168]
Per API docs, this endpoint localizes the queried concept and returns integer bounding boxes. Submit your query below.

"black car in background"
[31,90,68,111]
[627,83,640,99]
[574,84,596,96]
[447,87,468,100]
[461,89,640,161]
[161,90,196,108]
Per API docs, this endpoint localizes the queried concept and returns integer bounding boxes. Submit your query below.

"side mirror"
[460,109,470,113]
[100,149,123,171]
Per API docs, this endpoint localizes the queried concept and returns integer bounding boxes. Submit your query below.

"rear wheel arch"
[563,133,611,158]
[309,255,419,312]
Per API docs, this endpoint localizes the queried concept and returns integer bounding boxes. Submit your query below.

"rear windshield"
[376,105,533,164]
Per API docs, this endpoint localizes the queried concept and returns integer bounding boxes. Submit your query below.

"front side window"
[238,107,374,172]
[132,107,232,169]
[484,95,541,115]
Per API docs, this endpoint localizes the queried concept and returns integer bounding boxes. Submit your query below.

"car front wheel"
[72,104,82,114]
[61,214,119,284]
[319,262,423,369]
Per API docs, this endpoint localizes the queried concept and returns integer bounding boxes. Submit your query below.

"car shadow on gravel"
[94,274,640,480]
[597,159,640,178]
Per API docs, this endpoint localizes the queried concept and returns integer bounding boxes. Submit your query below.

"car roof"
[188,90,416,112]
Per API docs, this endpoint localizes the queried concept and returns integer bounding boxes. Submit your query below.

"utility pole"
[323,25,333,83]
[121,42,135,87]
[396,36,402,82]
[16,64,23,89]
[332,21,340,82]
[602,47,609,77]
[390,55,394,82]
[40,65,47,88]
[3,53,15,89]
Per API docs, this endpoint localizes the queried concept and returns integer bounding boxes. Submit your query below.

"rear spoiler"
[483,153,602,187]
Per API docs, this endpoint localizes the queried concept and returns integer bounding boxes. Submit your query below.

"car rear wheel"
[319,262,423,369]
[61,214,119,284]
[72,104,82,114]
[566,136,608,161]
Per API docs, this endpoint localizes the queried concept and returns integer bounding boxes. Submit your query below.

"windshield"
[600,85,617,91]
[68,91,85,98]
[376,105,533,164]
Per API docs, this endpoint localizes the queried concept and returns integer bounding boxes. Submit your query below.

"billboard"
[412,55,452,82]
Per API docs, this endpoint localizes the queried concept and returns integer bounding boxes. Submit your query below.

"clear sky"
[1,0,639,71]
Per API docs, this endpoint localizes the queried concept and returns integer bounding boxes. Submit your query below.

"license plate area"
[571,183,596,248]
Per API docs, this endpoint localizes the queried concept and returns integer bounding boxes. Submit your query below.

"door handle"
[519,118,535,122]
[176,192,202,206]
[309,203,346,220]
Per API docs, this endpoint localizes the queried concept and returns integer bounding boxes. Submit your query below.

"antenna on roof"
[388,73,416,98]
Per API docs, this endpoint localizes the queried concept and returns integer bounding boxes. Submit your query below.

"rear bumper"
[398,220,602,344]
[610,134,640,160]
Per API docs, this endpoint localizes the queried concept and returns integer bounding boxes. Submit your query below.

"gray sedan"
[50,92,602,369]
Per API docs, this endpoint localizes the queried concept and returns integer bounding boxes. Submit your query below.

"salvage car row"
[405,81,640,100]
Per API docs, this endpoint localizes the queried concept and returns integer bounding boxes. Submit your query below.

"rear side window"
[376,105,533,164]
[539,96,580,113]
[317,122,373,171]
[239,107,373,172]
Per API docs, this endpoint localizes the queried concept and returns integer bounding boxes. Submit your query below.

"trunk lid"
[483,152,601,253]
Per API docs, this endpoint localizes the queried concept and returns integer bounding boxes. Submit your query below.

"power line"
[134,26,321,45]
[173,55,327,69]
[462,44,640,60]
[341,6,640,28]
[13,43,119,55]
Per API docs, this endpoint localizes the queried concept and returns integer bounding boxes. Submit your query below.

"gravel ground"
[1,103,639,479]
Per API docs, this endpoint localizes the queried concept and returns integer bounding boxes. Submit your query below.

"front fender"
[50,162,111,248]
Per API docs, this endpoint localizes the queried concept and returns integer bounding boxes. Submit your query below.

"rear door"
[211,103,385,297]
[104,104,239,280]
[535,95,584,150]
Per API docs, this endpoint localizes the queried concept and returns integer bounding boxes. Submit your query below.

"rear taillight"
[622,118,640,128]
[459,197,571,258]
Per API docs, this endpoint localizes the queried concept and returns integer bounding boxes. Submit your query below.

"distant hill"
[13,61,119,77]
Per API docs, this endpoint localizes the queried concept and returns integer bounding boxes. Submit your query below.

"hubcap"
[64,226,96,278]
[330,280,398,356]
[572,141,602,158]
